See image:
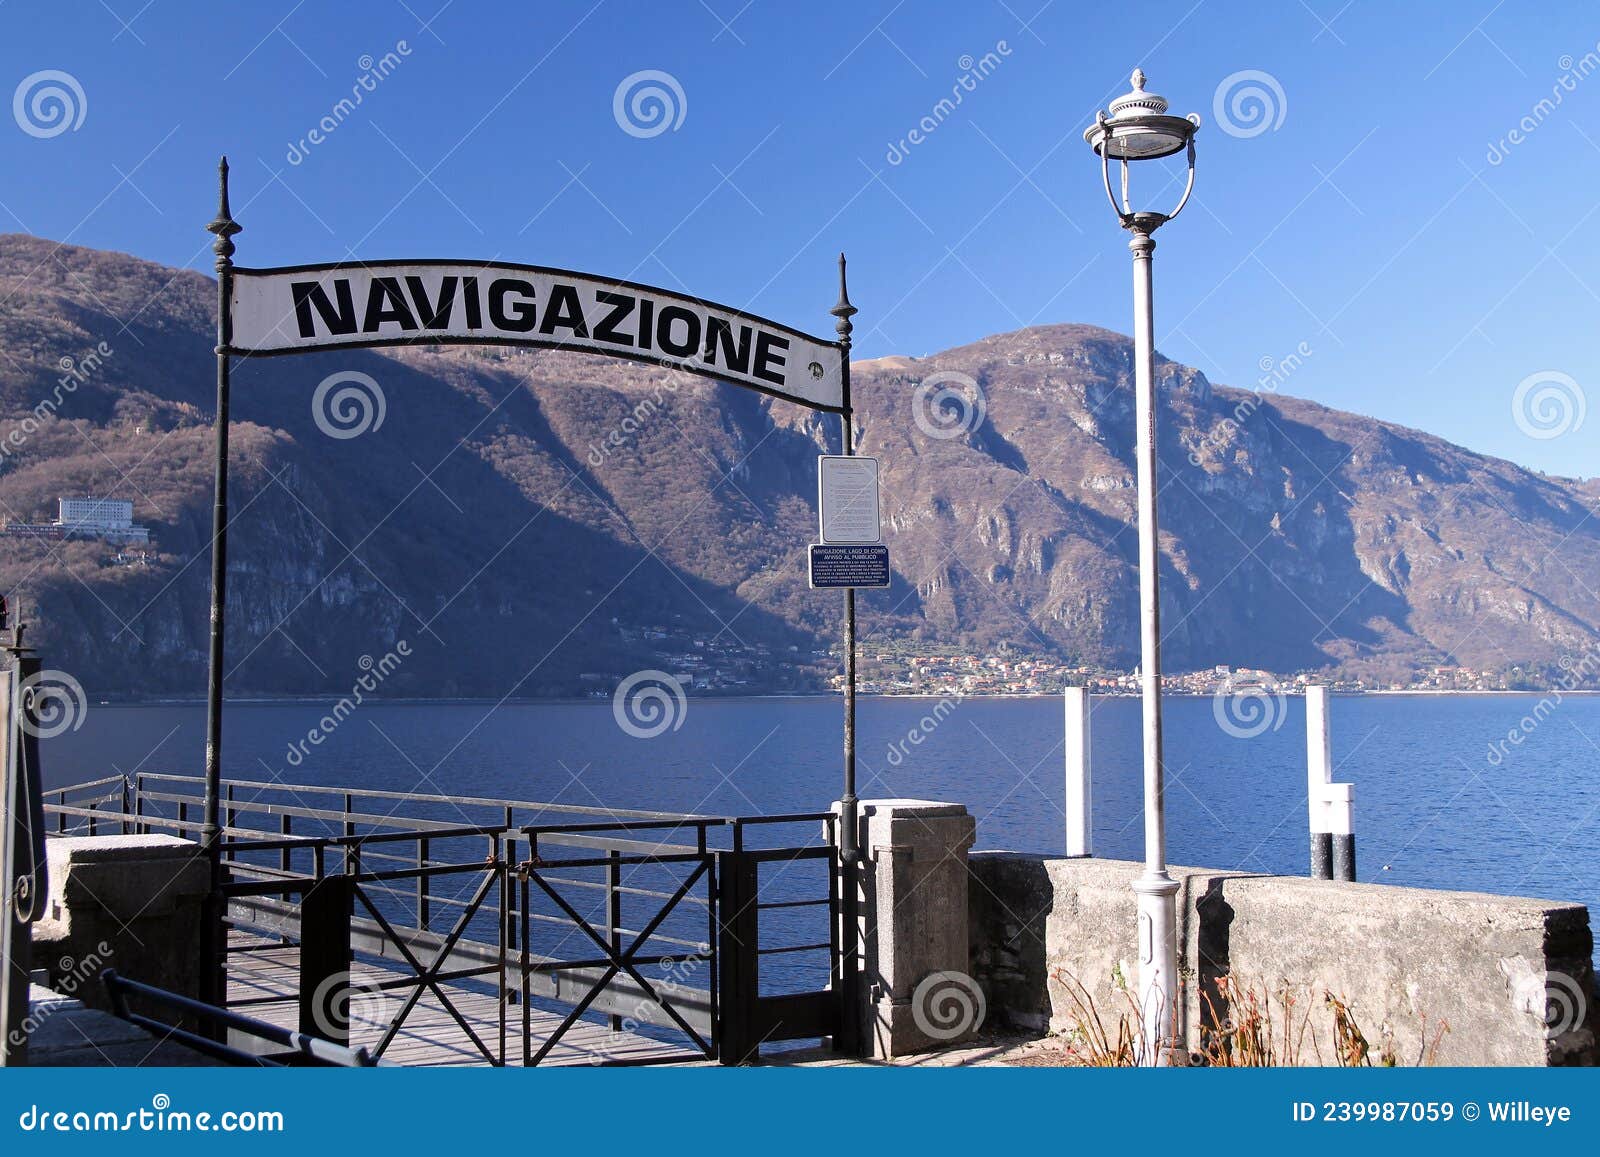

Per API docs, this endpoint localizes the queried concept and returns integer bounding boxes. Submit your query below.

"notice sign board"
[809,543,890,589]
[817,455,881,543]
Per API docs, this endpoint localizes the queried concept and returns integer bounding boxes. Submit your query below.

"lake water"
[37,692,1600,919]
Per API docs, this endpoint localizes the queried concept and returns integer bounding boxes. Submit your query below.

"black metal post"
[0,625,46,1067]
[299,873,354,1045]
[830,254,863,1057]
[200,157,240,1012]
[607,849,622,1032]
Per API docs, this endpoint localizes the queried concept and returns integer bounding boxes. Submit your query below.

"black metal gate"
[516,818,721,1066]
[716,814,848,1064]
[43,775,852,1066]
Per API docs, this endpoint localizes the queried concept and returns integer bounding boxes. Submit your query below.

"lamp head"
[1084,69,1199,161]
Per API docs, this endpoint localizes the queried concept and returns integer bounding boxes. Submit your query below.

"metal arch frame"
[195,160,867,1056]
[1091,111,1199,232]
[223,257,852,416]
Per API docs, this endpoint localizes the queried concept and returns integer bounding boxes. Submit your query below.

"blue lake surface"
[38,693,1600,919]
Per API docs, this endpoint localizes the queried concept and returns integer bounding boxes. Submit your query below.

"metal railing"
[42,773,845,1065]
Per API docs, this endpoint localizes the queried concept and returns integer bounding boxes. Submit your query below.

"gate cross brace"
[355,868,500,1064]
[525,859,711,1063]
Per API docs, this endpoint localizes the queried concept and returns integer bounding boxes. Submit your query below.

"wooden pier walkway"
[226,936,691,1067]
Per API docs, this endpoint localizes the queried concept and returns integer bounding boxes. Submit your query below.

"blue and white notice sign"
[809,543,890,589]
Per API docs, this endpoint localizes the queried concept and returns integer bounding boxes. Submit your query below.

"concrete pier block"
[31,835,209,1014]
[847,799,978,1058]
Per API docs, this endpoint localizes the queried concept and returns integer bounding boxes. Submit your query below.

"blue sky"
[3,0,1599,476]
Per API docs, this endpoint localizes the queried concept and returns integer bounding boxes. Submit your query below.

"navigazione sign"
[194,159,872,1014]
[228,261,847,412]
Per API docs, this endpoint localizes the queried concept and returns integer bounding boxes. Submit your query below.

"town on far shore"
[594,620,1594,698]
[828,652,1598,697]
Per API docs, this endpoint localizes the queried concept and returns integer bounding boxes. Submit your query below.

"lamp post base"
[1132,870,1182,1065]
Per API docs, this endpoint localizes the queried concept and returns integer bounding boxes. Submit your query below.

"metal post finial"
[830,252,856,347]
[206,157,241,269]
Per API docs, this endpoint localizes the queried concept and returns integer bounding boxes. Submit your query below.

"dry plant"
[1050,968,1449,1067]
[1053,962,1179,1066]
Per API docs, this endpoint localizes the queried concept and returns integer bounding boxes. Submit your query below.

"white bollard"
[1305,685,1355,881]
[1064,686,1092,857]
[1306,685,1333,879]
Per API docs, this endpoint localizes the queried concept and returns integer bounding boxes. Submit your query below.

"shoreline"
[84,687,1600,708]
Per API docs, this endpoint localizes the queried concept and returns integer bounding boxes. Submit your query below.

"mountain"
[0,233,1596,699]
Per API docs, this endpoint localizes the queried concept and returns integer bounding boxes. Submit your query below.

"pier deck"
[226,936,689,1067]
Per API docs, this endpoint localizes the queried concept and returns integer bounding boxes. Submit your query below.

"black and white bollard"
[1306,685,1356,882]
[1327,782,1356,883]
[1064,686,1092,857]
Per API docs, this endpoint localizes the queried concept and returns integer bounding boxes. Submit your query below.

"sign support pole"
[200,157,240,1014]
[830,254,863,1056]
[1,624,47,1067]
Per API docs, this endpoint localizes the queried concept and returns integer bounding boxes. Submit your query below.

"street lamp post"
[1084,70,1199,1066]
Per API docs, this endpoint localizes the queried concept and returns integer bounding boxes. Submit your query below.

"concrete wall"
[969,853,1599,1066]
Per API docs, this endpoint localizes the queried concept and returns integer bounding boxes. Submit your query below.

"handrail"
[224,822,507,853]
[134,771,718,822]
[43,774,126,795]
[103,970,381,1067]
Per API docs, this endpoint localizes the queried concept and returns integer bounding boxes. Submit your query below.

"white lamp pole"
[1084,70,1199,1065]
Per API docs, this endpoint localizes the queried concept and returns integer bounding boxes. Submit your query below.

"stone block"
[31,835,209,1016]
[846,799,979,1058]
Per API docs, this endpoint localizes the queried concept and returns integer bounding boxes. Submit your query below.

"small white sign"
[818,455,881,544]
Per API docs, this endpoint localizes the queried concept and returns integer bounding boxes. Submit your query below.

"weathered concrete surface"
[969,853,1599,1066]
[32,835,208,1016]
[24,983,215,1066]
[847,800,978,1058]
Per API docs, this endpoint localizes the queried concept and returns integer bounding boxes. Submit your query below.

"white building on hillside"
[56,497,150,544]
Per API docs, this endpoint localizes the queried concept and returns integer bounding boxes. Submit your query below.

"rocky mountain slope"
[0,234,1595,697]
